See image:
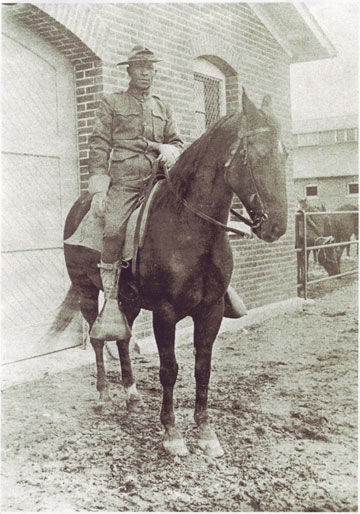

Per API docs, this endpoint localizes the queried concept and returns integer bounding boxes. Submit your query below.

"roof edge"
[293,4,337,59]
[248,2,337,63]
[248,3,294,59]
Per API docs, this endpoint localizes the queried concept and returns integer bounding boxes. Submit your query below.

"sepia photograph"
[1,0,358,511]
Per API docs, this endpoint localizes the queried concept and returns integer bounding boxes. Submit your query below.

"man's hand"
[90,191,107,218]
[154,144,180,169]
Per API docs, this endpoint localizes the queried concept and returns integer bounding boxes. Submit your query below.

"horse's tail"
[48,285,80,337]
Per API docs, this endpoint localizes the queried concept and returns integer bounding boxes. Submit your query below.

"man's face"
[127,62,156,90]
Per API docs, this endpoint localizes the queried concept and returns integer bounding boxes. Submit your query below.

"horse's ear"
[242,87,260,118]
[298,197,308,209]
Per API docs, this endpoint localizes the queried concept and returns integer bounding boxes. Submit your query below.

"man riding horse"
[87,45,183,340]
[88,45,246,341]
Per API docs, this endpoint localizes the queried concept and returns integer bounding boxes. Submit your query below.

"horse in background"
[329,203,358,271]
[50,89,288,458]
[296,198,339,276]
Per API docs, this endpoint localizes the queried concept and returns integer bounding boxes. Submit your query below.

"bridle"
[164,117,272,237]
[225,123,271,230]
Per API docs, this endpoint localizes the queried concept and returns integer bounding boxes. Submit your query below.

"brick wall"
[8,3,298,339]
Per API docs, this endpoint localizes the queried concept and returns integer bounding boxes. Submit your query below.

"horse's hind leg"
[193,300,225,458]
[91,338,112,408]
[153,311,188,457]
[78,285,112,406]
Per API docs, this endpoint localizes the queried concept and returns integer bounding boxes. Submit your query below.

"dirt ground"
[1,268,358,512]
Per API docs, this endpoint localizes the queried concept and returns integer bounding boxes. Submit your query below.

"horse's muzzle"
[254,219,286,242]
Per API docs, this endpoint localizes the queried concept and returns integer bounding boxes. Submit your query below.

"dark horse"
[52,89,288,457]
[329,203,358,270]
[296,199,339,277]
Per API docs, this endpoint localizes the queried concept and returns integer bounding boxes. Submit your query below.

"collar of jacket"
[127,85,151,102]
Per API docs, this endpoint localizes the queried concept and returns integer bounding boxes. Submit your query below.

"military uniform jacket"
[88,87,184,182]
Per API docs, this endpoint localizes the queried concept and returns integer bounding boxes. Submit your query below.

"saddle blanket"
[64,181,161,261]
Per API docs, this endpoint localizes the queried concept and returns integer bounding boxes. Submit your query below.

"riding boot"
[223,285,247,318]
[90,261,131,341]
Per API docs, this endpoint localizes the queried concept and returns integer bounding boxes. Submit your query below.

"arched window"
[193,58,226,137]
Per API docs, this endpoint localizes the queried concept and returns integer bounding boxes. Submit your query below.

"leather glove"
[90,191,106,218]
[156,144,180,169]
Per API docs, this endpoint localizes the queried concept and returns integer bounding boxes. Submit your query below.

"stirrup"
[90,299,131,341]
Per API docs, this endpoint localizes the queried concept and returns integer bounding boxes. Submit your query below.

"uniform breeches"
[101,156,152,263]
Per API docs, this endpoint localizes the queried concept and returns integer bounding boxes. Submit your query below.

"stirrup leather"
[98,260,121,300]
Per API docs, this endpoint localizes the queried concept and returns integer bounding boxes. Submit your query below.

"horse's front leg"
[336,245,344,273]
[193,299,225,458]
[153,311,188,457]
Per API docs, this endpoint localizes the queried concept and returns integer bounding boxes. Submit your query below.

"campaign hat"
[117,45,162,65]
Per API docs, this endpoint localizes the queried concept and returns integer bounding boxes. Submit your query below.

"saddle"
[64,180,162,274]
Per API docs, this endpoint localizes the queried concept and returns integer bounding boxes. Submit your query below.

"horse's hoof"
[93,401,111,415]
[126,397,144,414]
[99,390,111,403]
[198,437,224,458]
[94,393,112,414]
[197,425,224,457]
[125,384,143,414]
[163,437,189,457]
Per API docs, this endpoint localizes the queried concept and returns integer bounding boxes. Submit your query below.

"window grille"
[194,72,221,138]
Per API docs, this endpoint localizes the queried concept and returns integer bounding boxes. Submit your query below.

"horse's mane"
[152,112,238,212]
[151,105,280,214]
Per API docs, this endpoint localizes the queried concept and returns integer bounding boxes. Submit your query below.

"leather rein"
[164,122,271,237]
